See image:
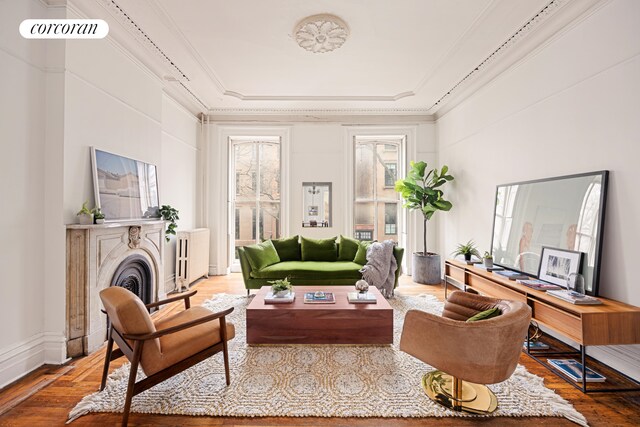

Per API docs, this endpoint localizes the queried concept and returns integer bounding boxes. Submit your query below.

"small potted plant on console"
[452,240,481,262]
[483,251,494,268]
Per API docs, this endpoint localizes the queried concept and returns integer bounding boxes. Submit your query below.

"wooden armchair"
[99,286,235,426]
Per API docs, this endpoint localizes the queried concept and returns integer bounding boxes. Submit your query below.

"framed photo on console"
[538,246,583,287]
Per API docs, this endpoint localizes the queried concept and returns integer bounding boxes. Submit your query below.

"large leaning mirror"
[491,171,608,296]
[302,182,331,227]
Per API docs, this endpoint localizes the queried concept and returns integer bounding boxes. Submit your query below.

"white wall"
[0,0,63,388]
[206,121,435,275]
[437,0,640,379]
[0,0,199,388]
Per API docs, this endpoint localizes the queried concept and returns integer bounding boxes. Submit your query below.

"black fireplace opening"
[111,254,153,307]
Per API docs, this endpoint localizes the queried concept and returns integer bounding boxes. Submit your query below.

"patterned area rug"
[68,294,587,425]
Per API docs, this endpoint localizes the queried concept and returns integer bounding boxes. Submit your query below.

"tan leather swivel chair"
[99,286,235,426]
[400,291,531,414]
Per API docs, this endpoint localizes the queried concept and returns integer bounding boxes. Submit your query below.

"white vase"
[273,289,290,297]
[78,213,93,225]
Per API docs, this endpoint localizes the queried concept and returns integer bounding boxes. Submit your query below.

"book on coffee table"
[303,292,336,304]
[347,292,377,304]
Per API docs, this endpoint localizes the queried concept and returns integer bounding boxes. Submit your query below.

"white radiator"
[175,228,210,290]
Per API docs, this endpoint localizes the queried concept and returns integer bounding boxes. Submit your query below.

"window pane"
[260,202,280,240]
[355,202,374,241]
[384,202,398,239]
[377,144,397,200]
[234,143,257,201]
[384,163,397,187]
[259,143,280,201]
[355,144,374,199]
[234,202,255,250]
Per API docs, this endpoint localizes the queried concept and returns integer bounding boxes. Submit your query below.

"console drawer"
[467,273,526,302]
[446,263,466,284]
[532,300,582,343]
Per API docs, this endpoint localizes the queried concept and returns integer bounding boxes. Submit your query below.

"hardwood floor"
[1,274,638,426]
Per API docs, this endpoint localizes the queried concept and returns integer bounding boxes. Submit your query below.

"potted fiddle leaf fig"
[453,240,481,261]
[395,161,454,285]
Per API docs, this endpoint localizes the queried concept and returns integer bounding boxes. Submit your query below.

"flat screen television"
[91,147,160,221]
[490,171,608,296]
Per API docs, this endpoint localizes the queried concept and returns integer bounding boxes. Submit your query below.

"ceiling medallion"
[293,14,349,53]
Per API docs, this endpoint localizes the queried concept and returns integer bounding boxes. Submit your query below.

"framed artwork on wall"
[537,246,583,287]
[91,147,160,221]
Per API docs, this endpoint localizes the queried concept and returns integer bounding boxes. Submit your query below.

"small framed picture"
[537,246,583,287]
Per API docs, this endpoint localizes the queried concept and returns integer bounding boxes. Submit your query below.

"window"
[235,209,240,239]
[354,138,402,242]
[355,230,373,241]
[231,138,281,257]
[384,203,397,235]
[384,163,396,187]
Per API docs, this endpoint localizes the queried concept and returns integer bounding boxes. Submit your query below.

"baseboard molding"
[0,333,67,389]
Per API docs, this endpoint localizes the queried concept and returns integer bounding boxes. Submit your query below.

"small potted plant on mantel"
[483,251,494,268]
[76,201,93,225]
[92,207,105,224]
[269,277,292,297]
[452,240,481,262]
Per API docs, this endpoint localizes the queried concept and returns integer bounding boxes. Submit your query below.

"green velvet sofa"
[237,235,404,294]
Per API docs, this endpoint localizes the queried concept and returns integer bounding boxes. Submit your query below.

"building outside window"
[354,137,403,242]
[384,203,397,235]
[231,138,281,259]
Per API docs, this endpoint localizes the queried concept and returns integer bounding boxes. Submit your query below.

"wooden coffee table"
[246,286,393,344]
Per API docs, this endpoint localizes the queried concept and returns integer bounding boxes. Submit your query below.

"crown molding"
[223,91,415,102]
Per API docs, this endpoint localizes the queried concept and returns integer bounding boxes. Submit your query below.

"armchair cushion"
[466,307,501,322]
[244,240,281,271]
[141,306,236,376]
[301,236,337,262]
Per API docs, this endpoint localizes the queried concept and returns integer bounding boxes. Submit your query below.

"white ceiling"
[93,0,598,115]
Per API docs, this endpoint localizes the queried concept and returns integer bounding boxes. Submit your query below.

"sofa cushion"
[251,261,363,280]
[244,240,280,271]
[301,236,337,262]
[353,241,374,265]
[338,235,360,261]
[270,235,301,261]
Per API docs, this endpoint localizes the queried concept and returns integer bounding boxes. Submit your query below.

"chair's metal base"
[422,371,498,414]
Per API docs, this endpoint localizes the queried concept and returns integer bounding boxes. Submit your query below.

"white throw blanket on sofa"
[360,240,397,297]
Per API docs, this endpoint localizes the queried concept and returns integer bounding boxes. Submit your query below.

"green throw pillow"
[466,307,501,322]
[353,241,374,265]
[300,236,337,262]
[338,235,360,261]
[271,235,301,261]
[244,240,280,271]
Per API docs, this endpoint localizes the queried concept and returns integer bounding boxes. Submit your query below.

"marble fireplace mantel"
[66,220,165,357]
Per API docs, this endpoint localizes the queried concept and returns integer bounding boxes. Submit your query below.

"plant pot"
[463,253,472,261]
[412,252,442,285]
[273,289,290,297]
[95,218,105,224]
[484,258,494,268]
[77,213,93,225]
